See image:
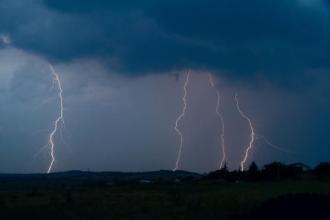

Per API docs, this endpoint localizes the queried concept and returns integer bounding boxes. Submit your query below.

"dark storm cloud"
[1,0,330,81]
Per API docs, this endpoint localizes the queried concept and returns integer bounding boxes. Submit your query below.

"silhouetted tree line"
[204,161,330,182]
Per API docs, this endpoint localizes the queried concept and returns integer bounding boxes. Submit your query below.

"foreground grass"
[0,179,329,219]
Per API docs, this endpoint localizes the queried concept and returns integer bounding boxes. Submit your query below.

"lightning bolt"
[257,135,297,155]
[235,93,255,172]
[46,64,64,174]
[173,70,191,171]
[208,74,226,169]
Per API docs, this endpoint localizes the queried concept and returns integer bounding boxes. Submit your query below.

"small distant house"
[139,179,153,184]
[289,163,312,172]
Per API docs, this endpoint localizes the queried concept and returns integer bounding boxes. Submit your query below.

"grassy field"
[0,179,329,219]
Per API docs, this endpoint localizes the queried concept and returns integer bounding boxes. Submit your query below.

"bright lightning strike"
[235,93,256,172]
[173,70,191,171]
[46,64,64,174]
[208,74,226,169]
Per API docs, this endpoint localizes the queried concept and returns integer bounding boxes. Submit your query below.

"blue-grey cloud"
[0,0,329,84]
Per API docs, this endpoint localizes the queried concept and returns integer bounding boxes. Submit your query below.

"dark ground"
[0,170,329,220]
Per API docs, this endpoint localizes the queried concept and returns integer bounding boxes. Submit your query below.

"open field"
[0,174,329,219]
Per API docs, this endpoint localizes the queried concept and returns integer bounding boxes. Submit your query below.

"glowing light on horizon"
[173,70,191,171]
[46,64,64,174]
[235,93,255,172]
[208,74,226,169]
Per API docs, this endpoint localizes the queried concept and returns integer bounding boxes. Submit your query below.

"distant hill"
[0,170,202,186]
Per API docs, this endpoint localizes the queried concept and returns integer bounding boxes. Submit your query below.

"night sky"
[0,0,330,173]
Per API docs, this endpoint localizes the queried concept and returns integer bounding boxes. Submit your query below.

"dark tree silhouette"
[261,162,302,179]
[204,162,229,180]
[247,162,260,181]
[313,162,330,177]
[249,162,259,173]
